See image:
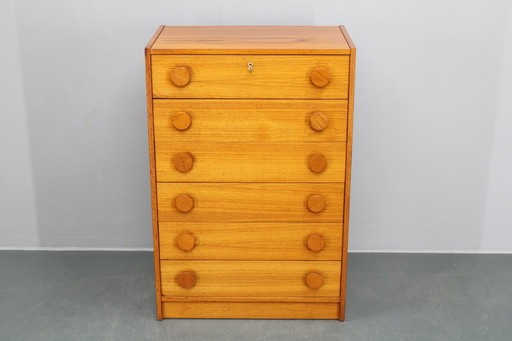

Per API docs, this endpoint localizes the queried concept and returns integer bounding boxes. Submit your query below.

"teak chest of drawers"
[145,26,356,320]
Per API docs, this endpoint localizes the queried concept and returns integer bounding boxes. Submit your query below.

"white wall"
[1,0,511,252]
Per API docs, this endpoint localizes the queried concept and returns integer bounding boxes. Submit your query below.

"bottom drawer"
[162,302,339,319]
[161,260,341,297]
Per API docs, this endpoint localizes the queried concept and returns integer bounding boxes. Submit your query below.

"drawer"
[153,99,348,142]
[152,55,349,99]
[159,222,342,260]
[155,142,345,182]
[157,183,344,222]
[160,260,341,297]
[162,302,339,319]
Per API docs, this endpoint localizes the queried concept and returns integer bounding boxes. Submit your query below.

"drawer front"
[152,55,349,99]
[157,183,344,222]
[162,302,339,319]
[153,99,348,142]
[161,260,341,297]
[159,222,342,260]
[155,142,345,182]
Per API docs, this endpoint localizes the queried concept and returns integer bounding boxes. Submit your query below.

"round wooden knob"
[177,271,197,289]
[309,112,329,131]
[175,194,194,213]
[170,67,190,87]
[308,154,328,173]
[310,67,330,88]
[177,233,195,251]
[307,234,325,252]
[305,272,324,289]
[172,112,191,131]
[173,152,194,173]
[307,194,326,213]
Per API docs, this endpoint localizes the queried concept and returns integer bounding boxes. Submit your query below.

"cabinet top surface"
[148,26,353,55]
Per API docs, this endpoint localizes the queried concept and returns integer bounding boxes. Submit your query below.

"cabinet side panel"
[338,25,356,322]
[145,25,165,321]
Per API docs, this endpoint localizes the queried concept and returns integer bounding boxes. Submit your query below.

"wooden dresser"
[145,26,356,320]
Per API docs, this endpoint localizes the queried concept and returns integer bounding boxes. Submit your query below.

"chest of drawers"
[145,26,356,320]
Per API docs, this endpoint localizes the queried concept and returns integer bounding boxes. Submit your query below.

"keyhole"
[248,62,254,73]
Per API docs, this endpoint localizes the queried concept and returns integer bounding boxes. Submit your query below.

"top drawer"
[152,55,349,99]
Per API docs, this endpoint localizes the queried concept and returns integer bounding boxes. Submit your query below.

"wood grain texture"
[162,302,339,319]
[155,142,346,182]
[146,25,355,321]
[159,222,342,260]
[310,67,330,88]
[309,111,330,132]
[145,24,165,321]
[338,25,356,322]
[150,26,350,55]
[307,194,327,213]
[152,55,349,99]
[161,260,341,297]
[157,183,344,222]
[154,99,348,142]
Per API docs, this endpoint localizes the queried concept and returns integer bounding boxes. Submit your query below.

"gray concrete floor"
[0,252,511,341]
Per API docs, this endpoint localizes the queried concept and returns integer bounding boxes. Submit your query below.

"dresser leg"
[156,300,163,320]
[339,301,346,321]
